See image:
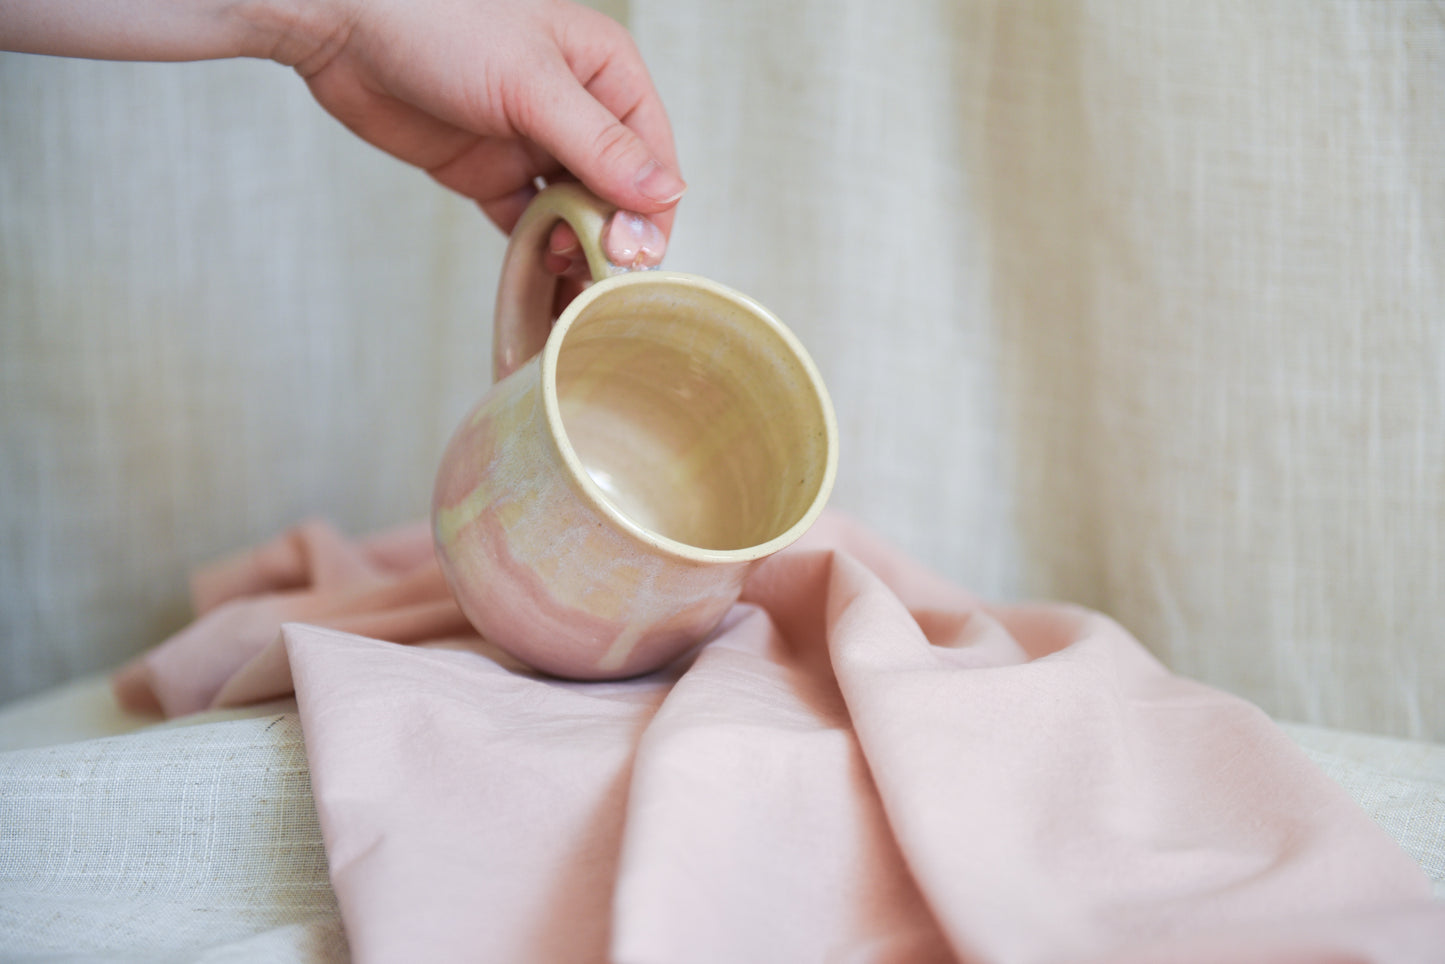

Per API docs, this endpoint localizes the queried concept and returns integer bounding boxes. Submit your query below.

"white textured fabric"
[0,702,344,962]
[1,0,1443,739]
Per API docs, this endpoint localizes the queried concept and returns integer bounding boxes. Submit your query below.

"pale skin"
[0,0,682,276]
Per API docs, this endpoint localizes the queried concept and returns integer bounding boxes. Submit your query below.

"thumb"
[517,67,686,215]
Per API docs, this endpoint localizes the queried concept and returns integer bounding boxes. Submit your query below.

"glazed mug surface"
[432,184,837,679]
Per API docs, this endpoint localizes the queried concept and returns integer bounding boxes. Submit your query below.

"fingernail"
[604,211,666,268]
[633,160,686,204]
[548,221,580,257]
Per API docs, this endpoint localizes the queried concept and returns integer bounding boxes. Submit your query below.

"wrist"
[229,0,355,68]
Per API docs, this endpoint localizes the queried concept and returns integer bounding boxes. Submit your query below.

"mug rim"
[539,271,839,566]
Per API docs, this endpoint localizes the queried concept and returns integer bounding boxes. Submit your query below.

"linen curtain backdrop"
[1,0,1441,738]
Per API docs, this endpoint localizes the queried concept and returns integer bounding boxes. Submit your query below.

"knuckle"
[588,121,640,171]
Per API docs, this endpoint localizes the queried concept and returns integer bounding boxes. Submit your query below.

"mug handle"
[492,183,633,382]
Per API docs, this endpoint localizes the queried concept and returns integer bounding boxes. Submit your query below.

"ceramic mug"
[432,183,837,679]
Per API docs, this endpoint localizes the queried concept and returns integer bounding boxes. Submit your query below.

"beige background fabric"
[1,1,1442,737]
[0,56,499,701]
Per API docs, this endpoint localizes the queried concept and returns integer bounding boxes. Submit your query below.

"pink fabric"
[115,514,1444,963]
[113,520,473,716]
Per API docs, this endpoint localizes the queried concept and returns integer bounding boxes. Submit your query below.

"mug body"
[433,271,836,679]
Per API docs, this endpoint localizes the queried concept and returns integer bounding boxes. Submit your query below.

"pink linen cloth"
[114,514,1444,963]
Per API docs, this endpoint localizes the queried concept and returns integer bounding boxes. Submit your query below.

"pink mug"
[432,184,837,679]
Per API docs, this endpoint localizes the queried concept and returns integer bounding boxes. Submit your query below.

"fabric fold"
[113,520,469,717]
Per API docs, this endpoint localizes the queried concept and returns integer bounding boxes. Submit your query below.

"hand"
[274,0,683,273]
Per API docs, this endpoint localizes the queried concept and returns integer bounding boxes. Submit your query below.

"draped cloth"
[114,515,1443,963]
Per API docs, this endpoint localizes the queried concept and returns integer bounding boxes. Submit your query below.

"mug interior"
[548,275,834,555]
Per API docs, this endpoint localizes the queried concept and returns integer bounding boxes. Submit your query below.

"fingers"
[556,10,682,240]
[516,69,684,217]
[602,212,665,268]
[510,11,685,227]
[545,222,582,276]
[545,208,664,283]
